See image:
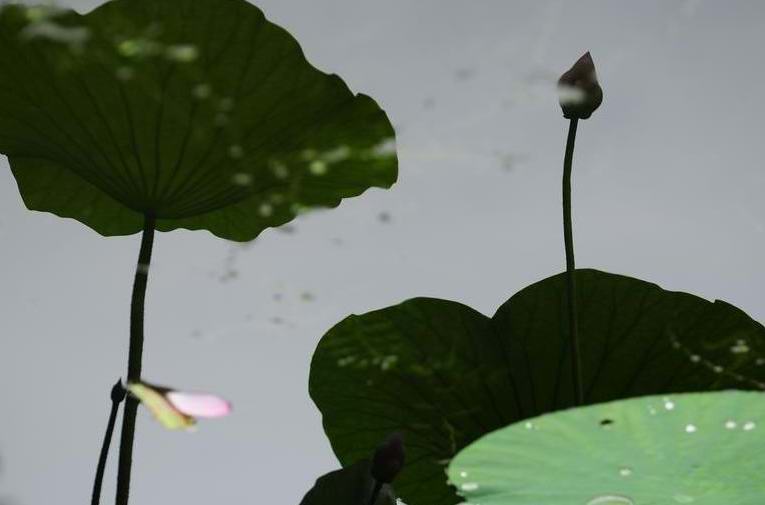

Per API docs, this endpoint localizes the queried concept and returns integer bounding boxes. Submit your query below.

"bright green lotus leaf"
[0,0,396,241]
[448,390,765,504]
[299,460,396,505]
[309,269,765,505]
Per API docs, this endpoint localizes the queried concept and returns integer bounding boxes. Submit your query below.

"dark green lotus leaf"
[299,460,396,505]
[448,391,765,504]
[0,0,396,240]
[309,269,765,505]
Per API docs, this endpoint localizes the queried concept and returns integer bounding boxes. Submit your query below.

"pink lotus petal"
[127,382,196,430]
[165,391,232,418]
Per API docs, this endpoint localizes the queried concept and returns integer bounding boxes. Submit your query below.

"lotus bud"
[370,432,405,484]
[558,51,602,119]
[111,379,126,403]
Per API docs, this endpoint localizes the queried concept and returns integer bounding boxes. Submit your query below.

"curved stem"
[115,214,156,505]
[367,480,383,505]
[91,380,125,505]
[562,118,584,406]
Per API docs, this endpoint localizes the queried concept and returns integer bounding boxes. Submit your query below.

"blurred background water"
[1,1,765,503]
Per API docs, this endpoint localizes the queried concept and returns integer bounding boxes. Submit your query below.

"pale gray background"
[2,1,765,503]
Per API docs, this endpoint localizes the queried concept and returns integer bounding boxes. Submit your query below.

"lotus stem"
[115,214,156,505]
[562,118,584,406]
[91,380,125,505]
[368,480,383,505]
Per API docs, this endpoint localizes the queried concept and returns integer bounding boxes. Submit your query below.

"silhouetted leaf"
[299,460,396,505]
[448,391,765,504]
[0,0,396,241]
[309,269,765,505]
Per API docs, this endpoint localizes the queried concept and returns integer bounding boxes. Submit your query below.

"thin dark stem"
[91,380,125,505]
[115,214,156,505]
[562,117,584,406]
[368,480,383,505]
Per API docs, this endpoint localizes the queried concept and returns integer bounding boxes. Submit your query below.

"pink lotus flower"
[126,381,232,431]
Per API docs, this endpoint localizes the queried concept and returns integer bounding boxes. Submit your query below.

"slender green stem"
[562,117,584,406]
[115,214,156,505]
[367,480,383,505]
[91,380,125,505]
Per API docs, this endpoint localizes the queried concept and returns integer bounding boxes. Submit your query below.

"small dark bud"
[558,51,602,119]
[111,379,126,403]
[370,432,405,484]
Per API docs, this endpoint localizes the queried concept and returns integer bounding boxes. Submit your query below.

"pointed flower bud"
[370,432,405,484]
[558,52,602,119]
[111,379,126,403]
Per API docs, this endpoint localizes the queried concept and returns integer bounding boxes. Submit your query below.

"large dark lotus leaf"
[0,0,396,240]
[309,269,765,505]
